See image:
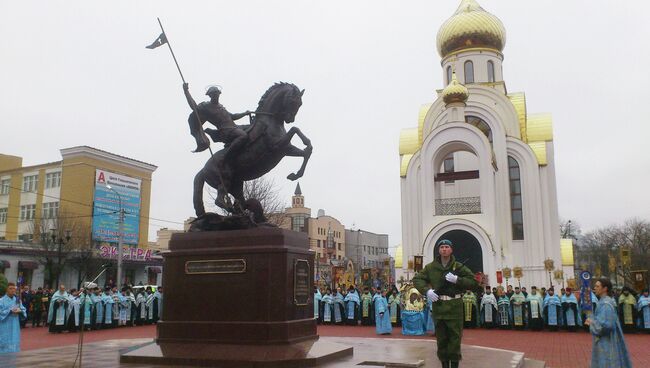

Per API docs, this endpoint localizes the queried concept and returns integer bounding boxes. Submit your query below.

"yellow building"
[0,146,159,288]
[0,146,156,246]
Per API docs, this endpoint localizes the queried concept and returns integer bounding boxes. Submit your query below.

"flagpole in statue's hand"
[147,18,213,155]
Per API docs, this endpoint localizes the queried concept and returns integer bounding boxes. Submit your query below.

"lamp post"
[106,184,125,289]
[48,228,71,287]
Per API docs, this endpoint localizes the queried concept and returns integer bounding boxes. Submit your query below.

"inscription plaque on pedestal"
[294,259,310,306]
[185,259,246,274]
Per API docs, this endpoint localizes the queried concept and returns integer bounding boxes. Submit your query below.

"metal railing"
[435,196,481,215]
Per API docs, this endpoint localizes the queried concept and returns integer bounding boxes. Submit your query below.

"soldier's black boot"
[441,361,450,368]
[450,361,459,368]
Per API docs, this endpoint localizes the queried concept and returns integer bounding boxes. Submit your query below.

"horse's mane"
[256,82,300,111]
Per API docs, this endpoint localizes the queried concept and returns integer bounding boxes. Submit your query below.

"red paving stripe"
[20,324,649,368]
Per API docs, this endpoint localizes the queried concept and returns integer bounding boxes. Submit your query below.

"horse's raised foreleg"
[193,170,207,217]
[285,143,312,181]
[279,127,312,181]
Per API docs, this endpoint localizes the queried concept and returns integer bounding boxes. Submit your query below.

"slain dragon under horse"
[185,82,312,231]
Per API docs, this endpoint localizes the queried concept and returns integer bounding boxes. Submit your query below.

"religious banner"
[620,247,631,267]
[608,253,617,273]
[496,270,503,284]
[631,270,647,292]
[579,271,593,316]
[413,256,423,272]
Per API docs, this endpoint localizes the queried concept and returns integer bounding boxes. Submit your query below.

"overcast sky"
[1,1,649,246]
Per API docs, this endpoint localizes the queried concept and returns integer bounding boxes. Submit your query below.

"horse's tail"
[193,169,207,217]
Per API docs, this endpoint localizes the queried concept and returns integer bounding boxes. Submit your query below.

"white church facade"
[399,0,574,288]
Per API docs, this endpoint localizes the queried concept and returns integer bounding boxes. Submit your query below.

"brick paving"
[17,324,650,368]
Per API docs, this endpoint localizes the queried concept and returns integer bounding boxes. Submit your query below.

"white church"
[398,0,574,289]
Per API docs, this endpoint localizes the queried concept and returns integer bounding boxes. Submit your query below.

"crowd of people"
[17,283,163,333]
[313,283,650,335]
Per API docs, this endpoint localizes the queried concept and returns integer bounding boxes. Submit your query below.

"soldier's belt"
[439,294,462,301]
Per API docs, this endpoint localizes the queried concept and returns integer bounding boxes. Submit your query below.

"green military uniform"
[413,255,478,364]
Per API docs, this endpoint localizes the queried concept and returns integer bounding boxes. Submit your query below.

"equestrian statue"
[182,82,312,231]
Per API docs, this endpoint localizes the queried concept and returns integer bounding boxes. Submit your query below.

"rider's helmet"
[205,85,222,96]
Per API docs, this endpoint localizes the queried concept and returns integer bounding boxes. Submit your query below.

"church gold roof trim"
[526,113,553,142]
[400,154,414,177]
[527,141,547,166]
[399,128,420,156]
[507,92,527,141]
[418,103,432,145]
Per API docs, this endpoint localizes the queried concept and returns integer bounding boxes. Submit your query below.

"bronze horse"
[193,82,312,218]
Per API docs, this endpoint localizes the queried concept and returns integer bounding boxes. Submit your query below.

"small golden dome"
[442,72,469,105]
[437,0,506,58]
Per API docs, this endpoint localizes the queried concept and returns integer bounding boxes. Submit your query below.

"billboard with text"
[92,169,141,245]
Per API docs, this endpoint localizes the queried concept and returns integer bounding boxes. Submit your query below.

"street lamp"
[49,228,71,287]
[106,184,125,289]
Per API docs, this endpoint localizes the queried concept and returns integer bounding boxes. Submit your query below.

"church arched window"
[508,156,524,240]
[465,116,492,143]
[464,61,474,83]
[487,60,495,82]
[446,66,452,85]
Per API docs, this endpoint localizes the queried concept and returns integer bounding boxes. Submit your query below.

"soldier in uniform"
[413,239,479,368]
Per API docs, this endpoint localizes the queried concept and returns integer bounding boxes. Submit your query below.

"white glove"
[445,273,459,284]
[427,289,439,303]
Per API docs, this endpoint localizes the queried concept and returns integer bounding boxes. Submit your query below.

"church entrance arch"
[434,230,483,274]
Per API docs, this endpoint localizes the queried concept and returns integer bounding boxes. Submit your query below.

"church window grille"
[487,60,495,82]
[508,156,524,240]
[464,61,474,83]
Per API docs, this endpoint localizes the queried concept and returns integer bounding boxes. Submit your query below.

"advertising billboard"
[92,169,141,245]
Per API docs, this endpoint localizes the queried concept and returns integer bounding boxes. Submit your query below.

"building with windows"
[281,184,347,287]
[345,229,391,284]
[399,0,573,288]
[0,146,161,288]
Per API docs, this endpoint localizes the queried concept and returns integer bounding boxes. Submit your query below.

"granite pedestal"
[120,227,352,366]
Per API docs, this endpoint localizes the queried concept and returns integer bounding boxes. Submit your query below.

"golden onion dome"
[437,0,506,58]
[442,72,469,105]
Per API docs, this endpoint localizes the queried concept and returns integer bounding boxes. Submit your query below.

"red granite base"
[121,228,352,366]
[120,338,354,367]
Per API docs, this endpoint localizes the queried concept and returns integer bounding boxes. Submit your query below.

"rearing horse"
[193,82,312,217]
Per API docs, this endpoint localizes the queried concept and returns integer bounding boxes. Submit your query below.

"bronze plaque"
[185,259,246,274]
[293,259,311,306]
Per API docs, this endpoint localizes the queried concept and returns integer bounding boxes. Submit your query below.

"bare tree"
[207,177,288,225]
[30,211,95,288]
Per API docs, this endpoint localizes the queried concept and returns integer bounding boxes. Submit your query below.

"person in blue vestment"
[585,278,631,368]
[321,288,334,324]
[424,297,435,334]
[118,288,129,326]
[78,289,93,331]
[47,284,69,333]
[344,286,360,325]
[561,288,582,332]
[90,288,103,330]
[134,290,147,326]
[373,289,392,335]
[331,288,345,325]
[0,283,27,353]
[66,289,81,332]
[101,287,114,329]
[637,289,650,333]
[153,287,163,322]
[313,286,322,323]
[543,288,562,331]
